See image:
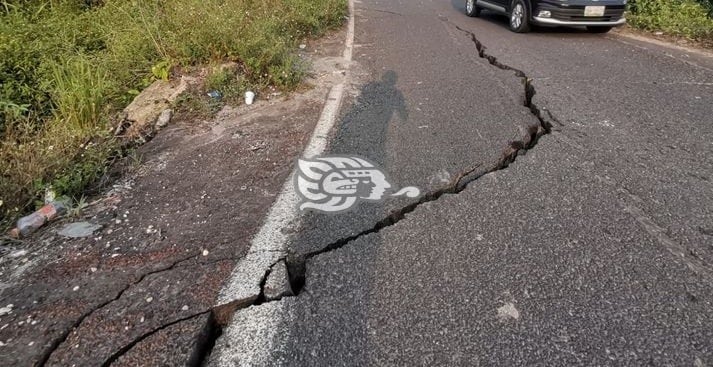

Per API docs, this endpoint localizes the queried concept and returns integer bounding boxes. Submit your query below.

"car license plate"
[584,6,606,17]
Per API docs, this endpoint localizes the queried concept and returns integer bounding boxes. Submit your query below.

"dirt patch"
[0,28,347,367]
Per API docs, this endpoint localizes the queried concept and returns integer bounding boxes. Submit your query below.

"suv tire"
[465,0,481,17]
[509,0,531,33]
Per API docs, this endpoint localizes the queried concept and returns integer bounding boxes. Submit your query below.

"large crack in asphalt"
[99,311,218,367]
[285,22,555,296]
[36,251,233,366]
[196,26,559,366]
[48,22,559,366]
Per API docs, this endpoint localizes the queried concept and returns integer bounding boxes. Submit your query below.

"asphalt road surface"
[211,0,713,365]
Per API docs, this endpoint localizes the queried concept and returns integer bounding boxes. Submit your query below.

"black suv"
[465,0,627,33]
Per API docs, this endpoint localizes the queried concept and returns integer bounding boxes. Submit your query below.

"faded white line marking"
[210,0,356,365]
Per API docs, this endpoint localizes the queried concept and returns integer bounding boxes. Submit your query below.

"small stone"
[202,249,209,256]
[146,297,153,303]
[0,305,13,317]
[28,341,34,346]
[9,250,27,258]
[90,267,98,273]
[263,260,294,301]
[299,44,307,49]
[72,286,80,291]
[58,222,102,238]
[155,109,173,129]
[181,305,189,311]
[497,303,520,320]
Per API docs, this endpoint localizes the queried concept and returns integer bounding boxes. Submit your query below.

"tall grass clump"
[628,0,713,42]
[0,0,347,227]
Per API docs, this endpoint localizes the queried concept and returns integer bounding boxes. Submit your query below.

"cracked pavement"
[210,0,713,366]
[2,0,713,365]
[0,30,350,366]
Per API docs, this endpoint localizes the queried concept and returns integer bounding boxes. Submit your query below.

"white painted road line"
[211,1,356,362]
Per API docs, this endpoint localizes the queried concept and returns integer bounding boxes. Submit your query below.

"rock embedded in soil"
[57,222,103,238]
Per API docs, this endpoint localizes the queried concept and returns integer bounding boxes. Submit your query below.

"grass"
[627,0,713,43]
[206,63,250,102]
[0,0,347,227]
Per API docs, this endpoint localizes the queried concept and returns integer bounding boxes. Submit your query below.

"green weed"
[0,0,348,226]
[151,61,172,82]
[628,0,713,41]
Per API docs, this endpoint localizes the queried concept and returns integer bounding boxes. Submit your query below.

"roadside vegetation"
[0,0,347,227]
[628,0,713,43]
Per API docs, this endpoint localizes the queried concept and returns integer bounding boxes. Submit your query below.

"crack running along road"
[41,18,557,366]
[206,2,713,366]
[36,250,217,366]
[284,20,555,297]
[225,17,555,315]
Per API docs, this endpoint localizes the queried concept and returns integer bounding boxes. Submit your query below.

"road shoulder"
[0,28,348,367]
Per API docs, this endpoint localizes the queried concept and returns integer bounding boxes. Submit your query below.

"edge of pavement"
[211,2,713,326]
[210,0,355,333]
[610,30,713,66]
[204,4,711,365]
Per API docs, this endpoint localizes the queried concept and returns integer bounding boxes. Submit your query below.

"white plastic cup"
[245,91,256,105]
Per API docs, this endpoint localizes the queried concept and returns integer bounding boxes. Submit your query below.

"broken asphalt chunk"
[264,260,294,301]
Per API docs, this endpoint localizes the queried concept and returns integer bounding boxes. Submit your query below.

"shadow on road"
[291,69,409,257]
[280,71,410,364]
[331,70,408,164]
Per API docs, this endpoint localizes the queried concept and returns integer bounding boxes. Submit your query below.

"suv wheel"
[509,0,531,33]
[587,26,613,33]
[465,0,481,17]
